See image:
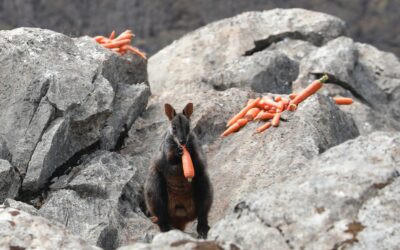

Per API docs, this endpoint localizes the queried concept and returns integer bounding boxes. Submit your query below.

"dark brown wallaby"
[144,103,213,238]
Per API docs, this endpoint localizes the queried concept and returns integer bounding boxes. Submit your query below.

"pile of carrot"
[221,75,354,137]
[94,30,147,59]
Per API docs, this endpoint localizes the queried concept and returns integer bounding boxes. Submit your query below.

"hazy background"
[1,0,399,56]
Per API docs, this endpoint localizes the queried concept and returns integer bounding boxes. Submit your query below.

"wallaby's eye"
[172,125,177,132]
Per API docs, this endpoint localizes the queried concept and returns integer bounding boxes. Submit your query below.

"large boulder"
[294,36,400,133]
[207,50,299,93]
[0,27,150,195]
[0,207,100,250]
[149,8,345,94]
[39,151,157,250]
[209,132,400,250]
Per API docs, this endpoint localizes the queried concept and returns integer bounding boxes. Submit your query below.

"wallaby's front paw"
[177,145,184,156]
[197,224,210,239]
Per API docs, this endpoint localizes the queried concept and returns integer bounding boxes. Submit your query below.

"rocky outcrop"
[148,8,345,94]
[121,8,399,250]
[0,207,100,250]
[209,132,400,250]
[0,27,150,196]
[39,151,157,249]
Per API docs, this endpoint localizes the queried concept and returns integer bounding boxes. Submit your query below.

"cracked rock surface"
[0,207,101,250]
[209,132,400,250]
[0,27,150,195]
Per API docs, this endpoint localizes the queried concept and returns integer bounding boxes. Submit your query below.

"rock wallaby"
[144,103,213,238]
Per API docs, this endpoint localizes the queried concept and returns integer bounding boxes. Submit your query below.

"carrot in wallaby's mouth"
[181,145,195,182]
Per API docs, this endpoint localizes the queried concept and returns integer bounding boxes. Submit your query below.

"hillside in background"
[1,0,399,56]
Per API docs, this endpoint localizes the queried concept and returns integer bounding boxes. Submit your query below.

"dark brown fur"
[144,103,213,238]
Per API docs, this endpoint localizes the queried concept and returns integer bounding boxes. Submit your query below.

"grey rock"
[0,136,11,161]
[39,151,156,250]
[350,178,400,250]
[118,230,224,250]
[209,132,400,250]
[0,207,100,250]
[206,94,359,223]
[100,83,151,150]
[267,38,318,62]
[207,50,299,93]
[0,27,149,193]
[0,160,20,203]
[149,8,345,94]
[296,36,400,132]
[3,198,39,216]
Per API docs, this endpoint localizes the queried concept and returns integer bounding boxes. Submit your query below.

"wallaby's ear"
[182,103,193,119]
[164,103,176,121]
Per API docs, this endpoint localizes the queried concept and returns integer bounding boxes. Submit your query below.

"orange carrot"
[334,97,353,105]
[221,123,241,137]
[109,30,116,40]
[236,118,249,127]
[272,113,281,127]
[289,93,297,100]
[245,108,260,121]
[102,39,131,48]
[124,45,147,59]
[257,99,267,109]
[181,146,195,182]
[111,48,120,52]
[256,122,271,133]
[290,75,328,106]
[254,110,264,120]
[263,98,280,109]
[116,30,133,40]
[258,112,275,120]
[275,95,282,102]
[282,98,290,106]
[94,36,106,42]
[247,98,255,106]
[227,98,260,127]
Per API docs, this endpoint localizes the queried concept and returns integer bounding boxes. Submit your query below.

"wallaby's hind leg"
[144,165,171,232]
[193,173,213,239]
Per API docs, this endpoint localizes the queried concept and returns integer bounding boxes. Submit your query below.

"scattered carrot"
[256,122,271,133]
[221,123,241,137]
[289,75,329,107]
[272,113,281,127]
[289,93,297,100]
[124,45,147,60]
[226,98,260,127]
[257,112,275,120]
[181,146,195,182]
[93,30,147,59]
[334,97,353,105]
[247,98,255,106]
[109,30,116,40]
[222,74,352,137]
[245,108,260,121]
[254,110,265,120]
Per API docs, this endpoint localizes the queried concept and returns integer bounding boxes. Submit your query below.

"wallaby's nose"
[179,139,185,145]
